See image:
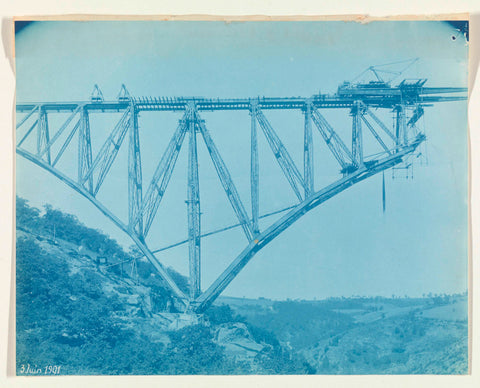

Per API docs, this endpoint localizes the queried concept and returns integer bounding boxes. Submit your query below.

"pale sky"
[15,20,468,300]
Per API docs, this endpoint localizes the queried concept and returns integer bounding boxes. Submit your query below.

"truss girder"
[15,84,467,114]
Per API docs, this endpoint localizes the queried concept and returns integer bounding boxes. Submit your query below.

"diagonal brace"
[364,107,396,141]
[80,108,131,192]
[140,113,188,236]
[195,112,254,242]
[39,105,83,159]
[16,105,39,130]
[311,108,353,170]
[255,110,305,202]
[361,115,392,155]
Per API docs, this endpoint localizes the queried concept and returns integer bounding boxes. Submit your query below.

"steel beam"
[128,104,143,238]
[38,105,83,160]
[15,85,467,113]
[364,106,396,142]
[304,101,314,197]
[17,118,39,148]
[361,115,392,155]
[37,108,51,165]
[52,118,81,167]
[351,100,364,167]
[16,105,39,130]
[187,103,201,299]
[256,110,305,201]
[195,112,254,242]
[395,104,407,147]
[78,107,93,192]
[81,109,130,194]
[311,108,352,170]
[250,103,260,236]
[140,115,188,236]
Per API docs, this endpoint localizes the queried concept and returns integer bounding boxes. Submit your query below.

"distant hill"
[15,197,468,375]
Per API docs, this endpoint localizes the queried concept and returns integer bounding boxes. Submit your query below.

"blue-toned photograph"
[14,19,469,375]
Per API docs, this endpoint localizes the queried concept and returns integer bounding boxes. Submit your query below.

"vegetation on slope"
[15,197,313,375]
[15,197,468,375]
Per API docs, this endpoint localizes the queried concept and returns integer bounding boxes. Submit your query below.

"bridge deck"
[16,89,466,113]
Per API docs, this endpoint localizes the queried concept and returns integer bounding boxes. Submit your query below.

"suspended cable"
[145,204,298,256]
[382,170,386,213]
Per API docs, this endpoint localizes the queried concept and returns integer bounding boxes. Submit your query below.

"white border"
[1,1,479,387]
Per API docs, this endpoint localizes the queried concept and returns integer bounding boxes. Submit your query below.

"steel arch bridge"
[15,80,467,313]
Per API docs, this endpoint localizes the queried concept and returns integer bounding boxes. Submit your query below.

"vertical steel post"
[395,104,407,147]
[78,107,93,192]
[128,104,143,239]
[187,103,201,299]
[304,100,314,197]
[351,100,364,167]
[36,107,43,156]
[250,103,260,236]
[37,108,51,165]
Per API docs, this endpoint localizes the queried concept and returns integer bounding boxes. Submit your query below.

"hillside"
[15,197,468,375]
[224,296,467,374]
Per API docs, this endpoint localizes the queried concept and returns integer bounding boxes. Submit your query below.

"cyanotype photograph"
[14,19,469,375]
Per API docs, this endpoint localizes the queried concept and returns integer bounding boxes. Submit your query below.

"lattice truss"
[15,82,466,312]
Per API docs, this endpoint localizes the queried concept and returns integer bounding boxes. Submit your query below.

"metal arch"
[13,104,431,312]
[192,135,424,313]
[15,80,465,313]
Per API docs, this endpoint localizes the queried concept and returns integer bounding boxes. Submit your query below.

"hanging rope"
[382,171,386,213]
